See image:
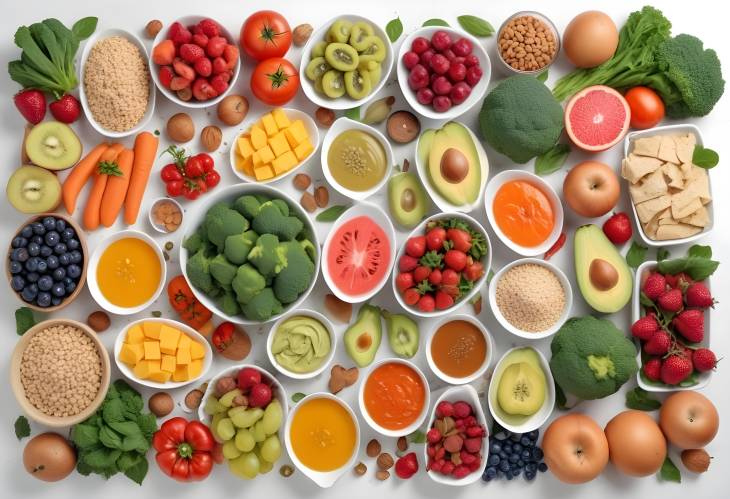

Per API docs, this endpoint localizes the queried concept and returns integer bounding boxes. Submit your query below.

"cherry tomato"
[195,153,215,172]
[166,180,184,197]
[240,10,291,61]
[205,170,221,188]
[194,178,208,193]
[182,182,201,200]
[625,86,665,129]
[160,163,182,182]
[251,57,299,105]
[184,156,205,178]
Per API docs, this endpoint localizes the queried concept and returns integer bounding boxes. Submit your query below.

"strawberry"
[394,452,419,479]
[13,89,46,124]
[644,330,671,356]
[399,254,418,272]
[152,39,176,65]
[173,58,196,80]
[434,290,454,310]
[439,284,460,298]
[413,265,431,283]
[692,348,718,372]
[158,66,174,88]
[463,261,483,282]
[49,94,80,123]
[441,268,459,286]
[428,268,442,286]
[170,76,192,91]
[192,33,209,48]
[602,212,632,244]
[665,272,693,290]
[192,77,216,101]
[403,288,420,306]
[168,22,192,45]
[642,272,666,301]
[218,70,233,83]
[673,309,704,343]
[657,288,683,312]
[212,56,228,75]
[426,227,446,251]
[446,228,471,252]
[198,18,220,38]
[417,294,435,312]
[206,36,227,58]
[248,382,272,408]
[631,314,659,341]
[194,57,212,77]
[395,272,414,293]
[223,44,240,68]
[405,236,427,258]
[444,249,467,271]
[660,354,693,385]
[642,357,662,381]
[179,43,205,64]
[685,282,715,309]
[209,74,228,95]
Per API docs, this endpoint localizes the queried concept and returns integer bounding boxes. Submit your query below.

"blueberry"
[9,261,22,274]
[482,467,497,481]
[11,275,25,291]
[55,219,66,232]
[499,451,508,459]
[58,253,71,266]
[40,245,53,257]
[24,257,39,272]
[37,259,49,273]
[511,468,522,477]
[64,281,76,294]
[21,284,38,301]
[490,442,501,454]
[42,216,56,231]
[494,431,508,441]
[20,225,33,238]
[521,436,532,447]
[61,227,75,241]
[36,292,52,308]
[66,238,79,250]
[31,222,45,235]
[509,454,519,464]
[505,473,514,481]
[524,471,536,481]
[51,296,62,306]
[53,243,68,255]
[51,282,66,297]
[38,275,53,291]
[52,268,66,281]
[522,450,531,460]
[69,250,82,264]
[62,276,73,286]
[27,242,40,256]
[532,448,543,461]
[510,433,521,442]
[488,454,500,466]
[503,444,512,453]
[12,236,27,248]
[46,255,59,269]
[25,272,39,283]
[527,430,539,440]
[538,462,548,473]
[499,460,510,473]
[525,463,537,473]
[513,443,523,453]
[11,247,29,263]
[517,460,525,467]
[44,231,60,246]
[31,235,43,245]
[66,264,81,279]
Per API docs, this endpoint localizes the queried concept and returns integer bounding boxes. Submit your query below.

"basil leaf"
[536,69,549,83]
[692,145,719,169]
[659,456,681,483]
[15,307,36,335]
[124,458,148,485]
[71,17,98,40]
[385,17,403,42]
[535,143,570,175]
[657,247,670,262]
[657,256,719,281]
[291,392,306,403]
[688,244,712,259]
[625,387,662,411]
[15,415,30,440]
[316,205,349,222]
[423,18,449,27]
[344,106,360,121]
[457,15,494,37]
[408,429,426,443]
[626,241,648,269]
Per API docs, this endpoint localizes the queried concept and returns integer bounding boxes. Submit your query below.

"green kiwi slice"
[326,20,353,43]
[344,68,372,99]
[358,36,386,63]
[324,43,359,71]
[349,22,375,50]
[305,57,331,81]
[321,70,346,98]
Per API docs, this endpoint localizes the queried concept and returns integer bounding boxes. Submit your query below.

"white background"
[1,0,729,498]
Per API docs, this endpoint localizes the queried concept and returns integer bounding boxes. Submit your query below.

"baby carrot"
[82,144,123,231]
[124,131,159,225]
[62,142,109,214]
[99,148,135,227]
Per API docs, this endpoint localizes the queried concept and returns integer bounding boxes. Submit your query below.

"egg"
[23,433,76,482]
[604,410,667,477]
[563,11,619,68]
[660,391,719,449]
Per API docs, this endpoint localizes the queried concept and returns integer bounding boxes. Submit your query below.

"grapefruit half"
[565,85,631,152]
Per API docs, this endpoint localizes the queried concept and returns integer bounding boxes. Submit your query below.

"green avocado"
[491,348,547,425]
[574,225,633,313]
[344,304,382,367]
[417,122,482,206]
[383,310,419,358]
[387,171,428,229]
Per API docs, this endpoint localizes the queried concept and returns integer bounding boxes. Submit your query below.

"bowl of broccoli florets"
[180,184,320,324]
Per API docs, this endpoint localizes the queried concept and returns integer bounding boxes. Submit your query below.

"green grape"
[222,440,242,460]
[204,396,227,415]
[216,417,236,441]
[259,435,282,463]
[210,413,224,441]
[228,452,260,479]
[252,420,266,443]
[256,446,274,474]
[229,406,264,428]
[261,400,283,435]
[219,389,242,407]
[234,428,255,452]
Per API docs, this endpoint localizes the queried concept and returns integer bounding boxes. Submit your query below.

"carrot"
[100,148,135,227]
[82,145,124,231]
[124,132,160,225]
[62,142,110,214]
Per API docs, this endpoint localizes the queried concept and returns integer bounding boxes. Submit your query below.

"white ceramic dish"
[284,392,360,488]
[150,15,240,108]
[494,11,560,76]
[87,230,166,315]
[299,15,394,110]
[414,122,489,213]
[425,314,494,385]
[320,117,394,201]
[488,258,573,340]
[487,346,555,433]
[266,309,336,380]
[392,212,492,318]
[424,385,489,486]
[113,318,212,389]
[397,26,491,121]
[624,123,713,247]
[484,169,564,257]
[321,202,395,304]
[229,108,320,184]
[633,260,712,392]
[180,183,320,324]
[358,357,430,438]
[148,197,184,234]
[78,28,155,138]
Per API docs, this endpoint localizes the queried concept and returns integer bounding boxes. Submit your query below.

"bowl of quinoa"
[79,29,154,137]
[11,319,110,427]
[488,258,572,340]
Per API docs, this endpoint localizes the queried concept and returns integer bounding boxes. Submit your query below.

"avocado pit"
[400,188,416,212]
[589,258,618,291]
[440,148,469,183]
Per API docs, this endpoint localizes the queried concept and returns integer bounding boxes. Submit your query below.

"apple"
[563,161,620,218]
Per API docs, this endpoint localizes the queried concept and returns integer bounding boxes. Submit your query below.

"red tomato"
[195,153,215,172]
[240,10,291,61]
[166,180,184,197]
[625,86,665,129]
[251,57,299,105]
[205,170,221,188]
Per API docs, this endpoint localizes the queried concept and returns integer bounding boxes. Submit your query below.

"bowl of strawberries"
[150,16,241,107]
[393,213,491,317]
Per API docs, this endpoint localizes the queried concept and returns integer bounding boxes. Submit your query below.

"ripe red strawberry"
[209,74,228,95]
[631,315,659,341]
[602,212,633,244]
[413,266,431,283]
[192,77,216,101]
[644,330,671,356]
[212,56,228,74]
[395,272,414,293]
[673,309,704,343]
[194,57,212,77]
[657,288,683,312]
[692,348,718,372]
[158,65,174,88]
[13,89,46,124]
[417,294,435,312]
[223,44,240,68]
[441,268,459,286]
[206,36,227,58]
[426,227,446,251]
[685,282,715,309]
[403,288,420,306]
[179,43,205,64]
[192,33,209,48]
[434,290,454,310]
[428,268,442,286]
[642,272,666,301]
[665,272,694,290]
[399,254,418,272]
[642,357,662,381]
[405,236,427,258]
[444,249,467,271]
[446,228,471,252]
[198,18,220,38]
[168,22,192,45]
[49,94,80,123]
[660,354,693,385]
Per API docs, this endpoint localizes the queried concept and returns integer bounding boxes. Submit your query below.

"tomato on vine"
[240,10,291,61]
[250,57,299,105]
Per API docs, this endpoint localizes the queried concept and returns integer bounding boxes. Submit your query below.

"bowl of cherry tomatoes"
[159,146,221,201]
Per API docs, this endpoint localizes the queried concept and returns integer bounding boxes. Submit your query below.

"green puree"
[271,316,331,373]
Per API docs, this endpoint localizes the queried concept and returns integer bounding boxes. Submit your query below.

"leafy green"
[657,245,719,280]
[535,143,570,175]
[660,456,681,483]
[316,205,348,222]
[626,241,648,269]
[344,106,360,121]
[291,392,306,403]
[15,307,35,335]
[689,244,712,259]
[408,429,427,443]
[423,19,449,27]
[626,387,662,411]
[657,247,670,261]
[385,18,403,42]
[536,69,549,83]
[14,415,30,440]
[457,15,494,37]
[692,145,719,168]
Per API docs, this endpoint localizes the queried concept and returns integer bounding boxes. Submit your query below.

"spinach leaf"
[659,456,681,483]
[316,205,349,222]
[423,18,449,27]
[457,15,494,37]
[72,422,100,449]
[657,247,670,261]
[657,256,719,281]
[692,145,719,169]
[625,387,662,411]
[124,458,149,485]
[688,244,712,259]
[535,143,570,175]
[99,425,123,449]
[15,307,35,335]
[536,69,549,83]
[626,241,648,269]
[14,415,30,440]
[291,392,306,403]
[71,17,98,40]
[408,429,427,443]
[385,17,403,42]
[344,106,360,121]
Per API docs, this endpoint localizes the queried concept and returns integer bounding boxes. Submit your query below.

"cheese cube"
[119,343,144,366]
[172,364,189,382]
[177,334,192,351]
[159,325,181,355]
[125,325,145,344]
[161,354,177,373]
[250,125,268,150]
[143,321,162,339]
[287,120,308,145]
[269,131,291,157]
[143,341,161,360]
[272,108,291,129]
[237,136,255,159]
[176,346,192,365]
[254,165,275,181]
[293,138,314,161]
[272,151,298,175]
[261,113,279,137]
[147,369,172,383]
[133,360,158,380]
[190,341,206,360]
[188,360,203,380]
[257,145,275,164]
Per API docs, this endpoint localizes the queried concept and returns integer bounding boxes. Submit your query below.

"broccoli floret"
[206,206,249,250]
[254,194,270,204]
[183,233,203,254]
[233,195,262,220]
[273,241,315,304]
[209,254,237,286]
[271,199,289,216]
[248,234,288,278]
[224,230,258,265]
[217,290,241,316]
[241,288,282,321]
[252,204,304,241]
[299,238,316,262]
[186,249,214,294]
[231,264,266,304]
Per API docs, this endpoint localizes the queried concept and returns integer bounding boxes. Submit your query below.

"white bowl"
[229,108,320,184]
[424,385,489,486]
[179,183,320,324]
[425,314,494,385]
[266,309,336,380]
[397,26,491,121]
[392,212,492,318]
[633,260,712,392]
[484,169,564,256]
[494,11,560,76]
[488,258,573,340]
[487,346,555,433]
[87,230,166,315]
[78,28,155,138]
[284,392,360,488]
[299,15,394,110]
[320,117,393,201]
[321,202,395,303]
[150,15,241,108]
[148,197,185,234]
[358,357,430,438]
[624,124,713,247]
[113,318,212,389]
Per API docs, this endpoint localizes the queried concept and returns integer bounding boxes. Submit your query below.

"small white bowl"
[624,124,714,247]
[321,202,395,303]
[494,11,560,76]
[415,122,490,213]
[424,385,489,486]
[113,318,212,389]
[299,15,394,110]
[87,230,166,315]
[148,197,184,234]
[284,392,360,488]
[425,314,494,385]
[229,108,320,184]
[392,212,492,318]
[150,15,241,108]
[488,258,573,340]
[633,260,712,392]
[397,26,491,121]
[78,28,155,138]
[484,169,564,256]
[488,346,555,434]
[321,117,393,201]
[266,309,336,380]
[358,358,430,438]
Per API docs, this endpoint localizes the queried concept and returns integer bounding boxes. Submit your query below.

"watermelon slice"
[565,85,631,152]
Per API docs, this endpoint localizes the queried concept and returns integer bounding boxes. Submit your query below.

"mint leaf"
[657,247,670,261]
[692,145,719,169]
[291,392,306,403]
[124,458,148,485]
[316,205,348,222]
[688,244,712,259]
[626,241,648,269]
[408,429,426,443]
[15,307,35,335]
[385,17,403,42]
[457,15,494,37]
[14,415,30,440]
[535,143,570,175]
[659,456,681,483]
[72,422,99,449]
[344,106,360,121]
[423,18,449,27]
[625,387,662,411]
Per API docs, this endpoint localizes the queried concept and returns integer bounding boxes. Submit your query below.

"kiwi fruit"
[305,57,331,81]
[497,362,546,416]
[25,121,82,171]
[311,41,328,58]
[359,36,386,63]
[349,22,374,50]
[314,75,325,95]
[327,20,353,43]
[325,43,359,72]
[321,70,346,99]
[6,165,62,214]
[344,69,372,99]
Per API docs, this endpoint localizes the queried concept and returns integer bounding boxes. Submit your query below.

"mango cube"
[159,325,181,355]
[236,154,254,176]
[272,151,298,175]
[272,108,291,129]
[133,360,158,379]
[190,341,205,360]
[269,131,291,157]
[176,346,192,366]
[250,125,268,150]
[237,136,254,159]
[148,370,172,383]
[143,322,162,339]
[126,325,145,344]
[254,165,275,181]
[288,120,308,145]
[177,334,192,351]
[143,341,161,360]
[257,145,275,165]
[119,343,144,366]
[172,364,189,382]
[161,354,177,373]
[261,113,279,137]
[293,138,314,161]
[188,360,203,379]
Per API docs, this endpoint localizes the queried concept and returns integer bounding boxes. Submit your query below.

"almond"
[366,439,381,458]
[293,24,313,46]
[397,436,408,453]
[293,173,311,191]
[145,20,163,39]
[300,191,317,213]
[314,185,329,208]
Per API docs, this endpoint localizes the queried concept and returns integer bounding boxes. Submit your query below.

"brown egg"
[542,413,609,484]
[563,11,619,68]
[660,391,719,449]
[605,410,667,477]
[23,433,76,482]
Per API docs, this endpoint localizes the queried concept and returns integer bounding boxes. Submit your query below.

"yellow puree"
[97,237,161,307]
[327,130,387,191]
[290,398,356,471]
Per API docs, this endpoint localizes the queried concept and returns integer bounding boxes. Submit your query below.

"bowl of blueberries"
[6,214,87,312]
[481,425,548,483]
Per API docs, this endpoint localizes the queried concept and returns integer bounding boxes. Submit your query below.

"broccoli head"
[217,290,241,316]
[241,288,282,321]
[234,195,262,220]
[224,230,258,265]
[206,206,249,250]
[209,254,237,286]
[252,204,304,241]
[273,241,315,304]
[231,263,266,304]
[248,234,288,278]
[186,249,214,294]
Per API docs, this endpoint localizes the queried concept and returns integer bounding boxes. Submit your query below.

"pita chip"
[629,167,667,203]
[657,135,680,163]
[632,136,661,157]
[622,154,663,184]
[655,223,702,241]
[678,206,710,228]
[636,195,671,224]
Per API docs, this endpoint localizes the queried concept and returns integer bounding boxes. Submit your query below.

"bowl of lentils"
[495,11,559,75]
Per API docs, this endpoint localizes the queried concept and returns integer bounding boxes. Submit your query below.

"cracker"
[636,195,671,223]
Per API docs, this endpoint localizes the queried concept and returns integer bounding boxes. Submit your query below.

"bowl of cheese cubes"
[230,108,320,184]
[114,318,213,389]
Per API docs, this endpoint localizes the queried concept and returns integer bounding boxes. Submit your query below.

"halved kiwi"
[305,57,332,81]
[349,22,374,50]
[311,41,328,58]
[321,70,346,98]
[25,121,82,171]
[325,43,359,72]
[358,36,386,63]
[326,20,353,43]
[6,165,62,214]
[344,68,372,99]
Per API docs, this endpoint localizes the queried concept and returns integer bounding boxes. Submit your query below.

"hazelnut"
[201,125,222,152]
[293,173,311,191]
[184,389,204,410]
[397,436,408,453]
[300,192,317,213]
[366,439,381,458]
[145,19,163,39]
[682,449,711,473]
[293,24,313,46]
[315,107,335,128]
[377,452,394,470]
[375,470,390,481]
[314,186,329,208]
[353,462,367,476]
